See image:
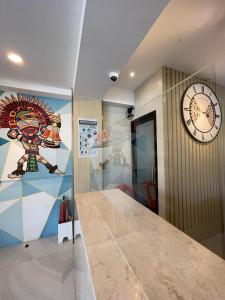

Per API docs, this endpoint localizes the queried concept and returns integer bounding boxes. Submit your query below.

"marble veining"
[75,189,225,300]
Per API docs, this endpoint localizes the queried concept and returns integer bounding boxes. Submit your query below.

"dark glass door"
[131,111,158,213]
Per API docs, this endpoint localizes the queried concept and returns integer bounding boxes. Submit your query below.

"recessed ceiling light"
[130,72,135,78]
[7,52,23,64]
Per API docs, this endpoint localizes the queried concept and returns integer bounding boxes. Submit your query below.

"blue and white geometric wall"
[0,91,72,248]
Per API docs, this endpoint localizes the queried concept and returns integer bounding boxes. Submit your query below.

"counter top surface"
[75,189,225,300]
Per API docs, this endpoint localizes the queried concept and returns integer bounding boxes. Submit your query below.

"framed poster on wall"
[78,118,98,158]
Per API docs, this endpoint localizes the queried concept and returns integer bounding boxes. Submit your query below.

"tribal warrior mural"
[0,94,64,179]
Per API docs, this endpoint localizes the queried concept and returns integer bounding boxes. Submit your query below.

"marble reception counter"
[75,189,225,300]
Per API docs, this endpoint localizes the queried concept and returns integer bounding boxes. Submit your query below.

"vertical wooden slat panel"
[221,107,224,217]
[179,70,187,231]
[219,83,223,216]
[211,83,217,221]
[167,68,174,224]
[192,77,198,227]
[216,85,225,217]
[200,80,205,223]
[171,69,179,227]
[183,74,192,229]
[189,76,196,227]
[207,81,212,223]
[206,136,211,223]
[189,76,195,227]
[206,79,211,223]
[221,84,225,213]
[214,82,219,220]
[213,139,218,220]
[175,70,183,230]
[163,67,170,221]
[215,84,222,218]
[215,84,219,221]
[197,143,202,226]
[222,84,225,216]
[206,80,212,223]
[164,67,224,239]
[201,78,206,225]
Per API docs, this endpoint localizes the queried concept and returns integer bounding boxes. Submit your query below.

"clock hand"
[193,97,208,114]
[205,103,213,116]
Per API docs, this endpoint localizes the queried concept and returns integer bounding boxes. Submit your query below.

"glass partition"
[75,57,225,261]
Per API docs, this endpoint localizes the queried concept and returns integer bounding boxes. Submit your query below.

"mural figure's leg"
[8,154,28,179]
[26,153,39,172]
[36,155,65,175]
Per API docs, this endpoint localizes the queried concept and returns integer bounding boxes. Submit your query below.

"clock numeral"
[193,86,197,93]
[186,119,191,126]
[210,133,213,138]
[215,125,219,130]
[215,114,220,118]
[202,134,205,141]
[201,86,204,93]
[184,107,189,111]
[213,103,218,106]
[193,129,197,136]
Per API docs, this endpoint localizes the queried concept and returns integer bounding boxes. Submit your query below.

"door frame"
[131,110,158,212]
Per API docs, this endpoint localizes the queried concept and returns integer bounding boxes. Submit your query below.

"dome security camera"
[109,72,119,82]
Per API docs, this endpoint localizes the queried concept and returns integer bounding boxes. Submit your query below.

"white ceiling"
[116,0,225,90]
[0,0,84,91]
[4,0,224,99]
[74,0,169,99]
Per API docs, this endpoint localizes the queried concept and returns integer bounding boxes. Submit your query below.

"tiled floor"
[0,236,94,300]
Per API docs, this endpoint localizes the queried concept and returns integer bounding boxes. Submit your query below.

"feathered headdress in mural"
[0,94,54,128]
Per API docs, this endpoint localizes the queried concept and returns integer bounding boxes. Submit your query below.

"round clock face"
[182,83,221,143]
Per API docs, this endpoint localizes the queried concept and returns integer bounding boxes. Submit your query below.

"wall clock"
[182,83,221,143]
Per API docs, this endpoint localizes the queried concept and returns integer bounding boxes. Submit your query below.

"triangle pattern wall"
[0,91,72,248]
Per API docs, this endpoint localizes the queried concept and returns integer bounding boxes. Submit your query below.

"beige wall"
[134,68,167,218]
[163,66,224,241]
[73,97,103,193]
[103,87,134,106]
